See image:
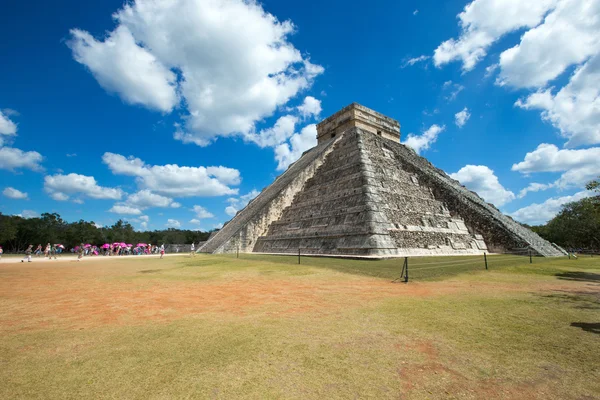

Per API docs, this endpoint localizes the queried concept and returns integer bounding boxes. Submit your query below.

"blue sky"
[1,0,599,230]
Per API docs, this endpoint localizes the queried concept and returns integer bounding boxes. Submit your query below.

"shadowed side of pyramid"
[200,104,563,257]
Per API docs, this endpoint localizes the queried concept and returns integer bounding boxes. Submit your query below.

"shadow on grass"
[555,272,600,282]
[570,322,600,335]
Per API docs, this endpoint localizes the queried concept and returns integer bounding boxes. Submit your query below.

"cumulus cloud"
[498,0,600,89]
[449,165,516,206]
[68,26,178,112]
[244,115,298,148]
[433,0,558,71]
[518,182,554,198]
[401,55,430,68]
[3,187,28,199]
[455,108,471,127]
[44,173,123,202]
[512,143,600,191]
[69,0,323,145]
[126,190,180,209]
[402,124,445,154]
[225,189,260,216]
[0,110,17,135]
[297,96,322,119]
[514,54,600,147]
[274,124,318,170]
[166,219,181,228]
[0,109,44,171]
[109,205,142,215]
[102,152,240,197]
[511,190,594,225]
[20,210,39,219]
[0,147,43,172]
[192,205,215,219]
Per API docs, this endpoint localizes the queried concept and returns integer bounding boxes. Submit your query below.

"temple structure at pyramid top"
[200,103,564,258]
[317,103,401,144]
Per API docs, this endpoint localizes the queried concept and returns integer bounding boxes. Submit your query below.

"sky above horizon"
[1,0,599,230]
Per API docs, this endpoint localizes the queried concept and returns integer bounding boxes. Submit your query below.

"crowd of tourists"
[18,242,170,262]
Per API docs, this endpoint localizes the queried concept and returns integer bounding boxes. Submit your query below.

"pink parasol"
[127,244,133,247]
[101,244,110,249]
[84,244,92,248]
[137,243,147,247]
[120,242,127,247]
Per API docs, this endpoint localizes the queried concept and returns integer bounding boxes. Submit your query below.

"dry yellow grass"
[0,254,598,399]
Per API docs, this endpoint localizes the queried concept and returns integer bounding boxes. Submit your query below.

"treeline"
[530,179,600,250]
[0,213,215,252]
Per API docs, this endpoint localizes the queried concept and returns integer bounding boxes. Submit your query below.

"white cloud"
[498,0,600,89]
[139,215,149,222]
[514,54,600,147]
[413,9,419,15]
[166,219,181,228]
[109,205,142,215]
[3,187,28,199]
[102,152,240,197]
[126,190,178,209]
[192,205,215,219]
[244,115,298,148]
[0,147,43,172]
[449,165,516,206]
[512,143,600,190]
[455,108,471,127]
[225,206,238,217]
[68,26,178,113]
[274,124,318,170]
[433,0,558,71]
[518,182,554,198]
[297,96,322,119]
[44,173,123,201]
[225,189,260,216]
[401,55,430,68]
[20,210,38,219]
[70,0,323,146]
[402,124,445,154]
[511,190,594,225]
[190,219,201,224]
[0,110,17,135]
[442,81,465,101]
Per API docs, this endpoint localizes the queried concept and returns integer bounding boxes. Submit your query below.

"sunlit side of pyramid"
[200,103,563,257]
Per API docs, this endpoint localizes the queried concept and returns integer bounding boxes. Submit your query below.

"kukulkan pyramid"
[200,103,563,257]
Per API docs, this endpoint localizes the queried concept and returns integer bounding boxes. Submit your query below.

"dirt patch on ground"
[0,261,593,333]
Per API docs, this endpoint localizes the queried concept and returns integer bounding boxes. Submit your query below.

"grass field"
[1,253,598,399]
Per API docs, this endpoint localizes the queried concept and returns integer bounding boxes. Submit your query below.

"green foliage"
[0,213,214,252]
[532,177,600,249]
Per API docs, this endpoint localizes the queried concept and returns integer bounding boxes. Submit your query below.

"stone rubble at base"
[200,103,563,258]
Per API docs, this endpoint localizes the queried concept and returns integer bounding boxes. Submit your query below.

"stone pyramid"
[200,103,563,257]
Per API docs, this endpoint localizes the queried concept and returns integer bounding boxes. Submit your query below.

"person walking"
[44,243,51,258]
[77,243,85,261]
[50,244,57,260]
[22,245,33,263]
[0,246,3,261]
[160,244,165,259]
[190,242,195,257]
[34,244,42,257]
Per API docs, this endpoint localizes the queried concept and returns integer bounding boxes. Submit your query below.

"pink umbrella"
[120,242,127,247]
[127,244,133,247]
[101,244,110,249]
[84,244,92,248]
[137,243,147,247]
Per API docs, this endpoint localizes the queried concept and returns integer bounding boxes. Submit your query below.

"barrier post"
[404,257,409,283]
[298,248,301,264]
[484,252,488,270]
[529,249,532,264]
